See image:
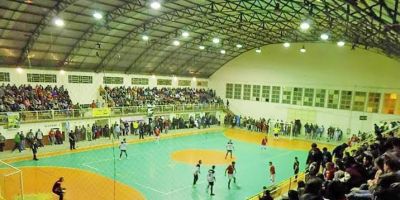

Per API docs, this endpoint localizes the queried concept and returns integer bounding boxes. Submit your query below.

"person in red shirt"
[261,137,268,150]
[225,161,236,189]
[324,162,335,181]
[269,161,275,183]
[154,127,160,143]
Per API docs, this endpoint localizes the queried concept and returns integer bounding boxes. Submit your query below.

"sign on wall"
[92,108,111,117]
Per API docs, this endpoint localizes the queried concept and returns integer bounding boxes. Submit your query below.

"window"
[352,91,367,112]
[234,84,242,99]
[157,79,172,86]
[68,75,93,84]
[27,73,57,83]
[271,86,281,103]
[243,84,251,100]
[103,76,123,84]
[262,86,271,102]
[178,80,191,86]
[292,87,303,105]
[0,72,10,82]
[382,93,397,114]
[197,81,208,87]
[327,90,340,109]
[132,78,149,85]
[303,88,314,106]
[315,89,326,108]
[282,87,292,104]
[252,85,261,100]
[226,83,233,99]
[340,90,353,110]
[367,92,381,113]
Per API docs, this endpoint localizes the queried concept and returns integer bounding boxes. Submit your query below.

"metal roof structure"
[0,0,399,78]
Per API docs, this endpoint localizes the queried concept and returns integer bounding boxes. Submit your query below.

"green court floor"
[13,132,308,200]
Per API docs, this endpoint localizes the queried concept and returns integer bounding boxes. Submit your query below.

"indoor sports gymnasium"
[0,1,399,200]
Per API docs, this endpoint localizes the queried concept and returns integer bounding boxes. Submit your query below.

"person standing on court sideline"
[52,177,66,200]
[193,160,202,186]
[68,130,76,150]
[31,138,39,161]
[35,128,44,147]
[293,157,300,182]
[0,132,6,152]
[207,165,216,196]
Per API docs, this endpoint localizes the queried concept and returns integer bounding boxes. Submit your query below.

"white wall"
[0,67,208,105]
[209,43,400,133]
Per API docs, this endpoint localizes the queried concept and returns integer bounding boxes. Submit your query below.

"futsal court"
[4,129,336,200]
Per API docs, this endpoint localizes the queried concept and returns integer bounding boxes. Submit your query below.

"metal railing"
[0,103,225,124]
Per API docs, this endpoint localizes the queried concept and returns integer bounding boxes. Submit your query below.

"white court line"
[165,181,206,195]
[82,163,100,171]
[115,171,168,195]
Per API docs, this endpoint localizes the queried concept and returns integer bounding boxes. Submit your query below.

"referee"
[119,138,128,160]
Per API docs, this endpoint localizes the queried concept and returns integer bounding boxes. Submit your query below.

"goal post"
[0,160,23,200]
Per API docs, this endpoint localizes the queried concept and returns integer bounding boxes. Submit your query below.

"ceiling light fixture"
[300,45,306,53]
[142,35,149,41]
[236,44,242,48]
[16,67,23,73]
[283,42,291,48]
[212,38,220,44]
[337,41,345,47]
[60,69,65,75]
[150,1,161,10]
[173,40,180,46]
[255,48,261,53]
[220,49,226,54]
[300,21,310,30]
[320,33,329,40]
[54,18,64,27]
[93,12,103,19]
[199,45,205,50]
[182,31,189,38]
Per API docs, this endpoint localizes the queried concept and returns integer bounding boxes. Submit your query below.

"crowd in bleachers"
[0,84,72,112]
[272,121,400,200]
[224,114,346,141]
[99,86,223,107]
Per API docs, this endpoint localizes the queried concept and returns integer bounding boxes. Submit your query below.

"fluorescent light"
[60,69,65,75]
[212,38,220,44]
[150,1,161,10]
[220,49,226,54]
[337,41,345,47]
[16,67,23,73]
[192,77,196,81]
[199,45,205,50]
[283,42,290,48]
[142,35,149,41]
[152,74,156,79]
[300,22,310,30]
[182,31,189,37]
[93,12,103,19]
[300,45,306,53]
[236,44,242,48]
[255,48,261,53]
[173,76,177,81]
[173,40,180,46]
[54,18,64,27]
[320,33,329,40]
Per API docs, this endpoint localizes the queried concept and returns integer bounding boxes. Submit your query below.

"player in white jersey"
[225,139,234,159]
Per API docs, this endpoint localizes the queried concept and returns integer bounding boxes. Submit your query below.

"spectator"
[0,132,5,152]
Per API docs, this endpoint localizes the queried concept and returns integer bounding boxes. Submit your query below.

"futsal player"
[225,161,236,189]
[293,157,300,182]
[193,160,202,186]
[269,161,275,184]
[225,139,234,159]
[119,138,127,160]
[52,177,66,200]
[261,137,268,150]
[206,165,216,196]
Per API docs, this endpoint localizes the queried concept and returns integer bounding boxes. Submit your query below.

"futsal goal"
[0,160,23,200]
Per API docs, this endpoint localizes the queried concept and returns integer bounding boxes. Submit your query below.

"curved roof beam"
[122,1,307,74]
[58,0,147,67]
[17,0,78,65]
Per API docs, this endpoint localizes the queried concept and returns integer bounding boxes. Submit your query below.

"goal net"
[0,160,23,200]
